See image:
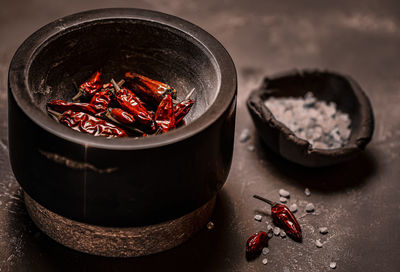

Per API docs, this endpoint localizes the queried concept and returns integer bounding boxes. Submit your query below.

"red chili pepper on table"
[155,94,175,133]
[48,109,127,138]
[111,79,156,132]
[245,231,269,259]
[253,195,302,241]
[124,72,177,106]
[72,71,102,101]
[47,100,98,115]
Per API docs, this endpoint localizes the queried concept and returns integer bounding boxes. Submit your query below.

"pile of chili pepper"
[47,71,195,138]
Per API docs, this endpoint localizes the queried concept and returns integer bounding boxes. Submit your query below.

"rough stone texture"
[1,0,400,271]
[24,193,216,257]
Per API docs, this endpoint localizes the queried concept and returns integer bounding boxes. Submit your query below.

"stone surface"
[1,1,400,271]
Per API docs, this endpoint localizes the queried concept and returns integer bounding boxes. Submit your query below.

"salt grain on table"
[315,239,323,248]
[239,128,251,142]
[264,92,351,149]
[289,203,298,212]
[305,203,315,212]
[319,227,328,234]
[304,188,311,196]
[330,262,337,269]
[206,221,214,230]
[279,189,290,198]
[279,197,287,203]
[262,258,268,265]
[273,227,281,236]
[262,247,270,255]
[280,229,286,238]
[254,214,262,221]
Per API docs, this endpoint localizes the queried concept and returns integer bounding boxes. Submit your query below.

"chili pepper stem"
[184,88,196,101]
[253,195,277,206]
[117,79,125,87]
[47,109,63,120]
[111,78,121,92]
[72,91,82,101]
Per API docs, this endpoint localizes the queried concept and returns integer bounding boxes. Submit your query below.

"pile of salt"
[264,92,351,149]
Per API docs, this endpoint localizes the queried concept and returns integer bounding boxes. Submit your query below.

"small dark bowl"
[247,70,374,167]
[8,9,237,227]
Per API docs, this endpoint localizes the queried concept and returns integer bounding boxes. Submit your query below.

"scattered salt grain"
[315,239,323,248]
[266,224,273,232]
[319,227,328,234]
[279,189,290,198]
[239,128,251,142]
[254,214,262,222]
[273,227,281,236]
[305,203,315,212]
[264,92,351,149]
[262,258,268,265]
[330,262,337,269]
[304,188,311,197]
[279,197,287,203]
[262,247,270,255]
[206,221,214,230]
[268,231,273,238]
[289,204,298,213]
[280,230,286,238]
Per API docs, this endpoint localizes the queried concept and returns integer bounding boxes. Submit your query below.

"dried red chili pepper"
[72,71,102,101]
[89,89,113,113]
[124,72,177,106]
[47,100,98,115]
[174,99,194,124]
[245,231,269,259]
[103,108,147,137]
[111,79,156,132]
[155,94,175,133]
[253,195,302,241]
[48,109,127,138]
[107,108,135,125]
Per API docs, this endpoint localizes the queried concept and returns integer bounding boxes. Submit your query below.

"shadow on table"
[6,189,239,272]
[254,136,378,193]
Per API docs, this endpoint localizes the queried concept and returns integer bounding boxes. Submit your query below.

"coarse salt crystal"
[319,227,328,234]
[262,247,270,255]
[305,203,315,212]
[239,128,251,142]
[289,203,298,212]
[279,189,290,198]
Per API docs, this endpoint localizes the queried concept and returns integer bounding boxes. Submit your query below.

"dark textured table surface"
[1,1,400,271]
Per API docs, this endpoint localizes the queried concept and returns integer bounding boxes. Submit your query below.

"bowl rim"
[247,69,374,161]
[8,8,237,150]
